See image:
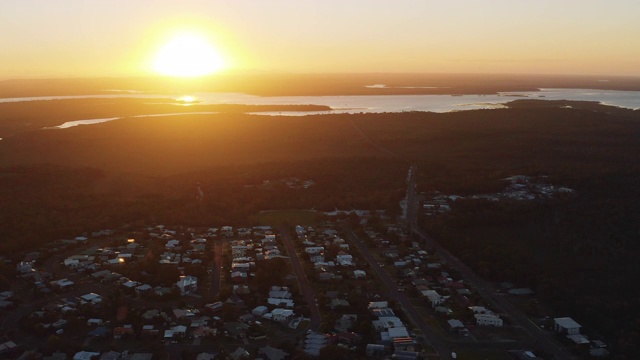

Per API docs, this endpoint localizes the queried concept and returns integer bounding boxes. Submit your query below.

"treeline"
[0,158,405,256]
[405,103,640,357]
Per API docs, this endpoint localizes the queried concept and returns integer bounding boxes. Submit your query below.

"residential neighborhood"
[0,207,607,360]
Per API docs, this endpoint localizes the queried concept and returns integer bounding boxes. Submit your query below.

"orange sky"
[1,0,639,78]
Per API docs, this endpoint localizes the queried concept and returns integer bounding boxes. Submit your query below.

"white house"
[53,278,75,290]
[305,247,324,255]
[421,290,444,307]
[177,276,198,295]
[335,254,354,266]
[475,313,503,327]
[353,270,367,279]
[64,259,81,268]
[87,318,103,326]
[271,308,294,324]
[554,317,581,335]
[80,293,102,304]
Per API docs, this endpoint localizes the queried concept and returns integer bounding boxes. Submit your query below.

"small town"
[0,202,606,360]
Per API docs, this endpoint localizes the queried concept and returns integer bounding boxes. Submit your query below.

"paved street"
[209,240,224,298]
[406,164,574,360]
[346,229,450,359]
[279,227,321,332]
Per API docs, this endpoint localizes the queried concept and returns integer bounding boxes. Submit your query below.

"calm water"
[2,88,638,129]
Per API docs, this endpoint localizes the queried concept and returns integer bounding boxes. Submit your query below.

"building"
[271,308,294,324]
[421,290,443,307]
[475,313,503,327]
[554,317,581,335]
[176,276,198,295]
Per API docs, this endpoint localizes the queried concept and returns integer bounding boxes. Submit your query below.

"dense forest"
[1,97,640,356]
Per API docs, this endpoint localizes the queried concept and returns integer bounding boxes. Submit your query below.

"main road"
[405,164,574,360]
[279,227,321,332]
[209,240,224,298]
[346,228,450,360]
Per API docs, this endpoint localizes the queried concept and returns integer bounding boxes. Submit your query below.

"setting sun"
[152,32,226,77]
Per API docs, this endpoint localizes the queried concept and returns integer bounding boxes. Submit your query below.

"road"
[209,240,224,298]
[279,227,321,332]
[405,164,574,360]
[346,229,449,360]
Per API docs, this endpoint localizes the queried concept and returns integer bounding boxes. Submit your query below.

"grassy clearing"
[250,209,322,227]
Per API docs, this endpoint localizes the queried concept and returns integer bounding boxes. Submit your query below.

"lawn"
[250,209,322,227]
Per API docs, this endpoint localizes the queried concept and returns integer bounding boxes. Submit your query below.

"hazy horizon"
[2,0,640,78]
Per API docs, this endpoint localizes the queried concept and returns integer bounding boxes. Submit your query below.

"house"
[196,353,218,360]
[554,317,581,335]
[368,301,389,309]
[421,290,443,307]
[53,278,75,290]
[268,298,294,308]
[99,351,120,360]
[80,293,102,304]
[269,286,292,299]
[113,325,135,339]
[468,306,492,314]
[123,280,140,289]
[231,271,248,283]
[252,305,268,317]
[447,319,465,332]
[87,326,109,338]
[270,308,294,324]
[475,313,503,327]
[73,351,100,360]
[366,344,385,358]
[44,352,69,360]
[330,298,350,309]
[373,316,405,331]
[380,327,410,343]
[87,318,103,326]
[353,270,366,279]
[335,314,357,332]
[304,333,329,357]
[335,254,354,266]
[64,259,81,268]
[135,284,152,294]
[205,302,224,312]
[0,341,18,357]
[259,346,289,360]
[129,353,153,360]
[142,325,159,337]
[318,272,334,281]
[305,247,324,255]
[229,347,249,360]
[176,276,198,295]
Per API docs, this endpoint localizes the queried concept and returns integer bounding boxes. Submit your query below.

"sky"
[1,0,640,78]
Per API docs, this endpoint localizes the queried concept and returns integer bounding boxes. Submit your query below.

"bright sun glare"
[153,32,226,77]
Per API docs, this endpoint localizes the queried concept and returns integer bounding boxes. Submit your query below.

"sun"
[153,32,226,77]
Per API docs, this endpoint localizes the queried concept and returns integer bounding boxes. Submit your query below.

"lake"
[2,88,638,129]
